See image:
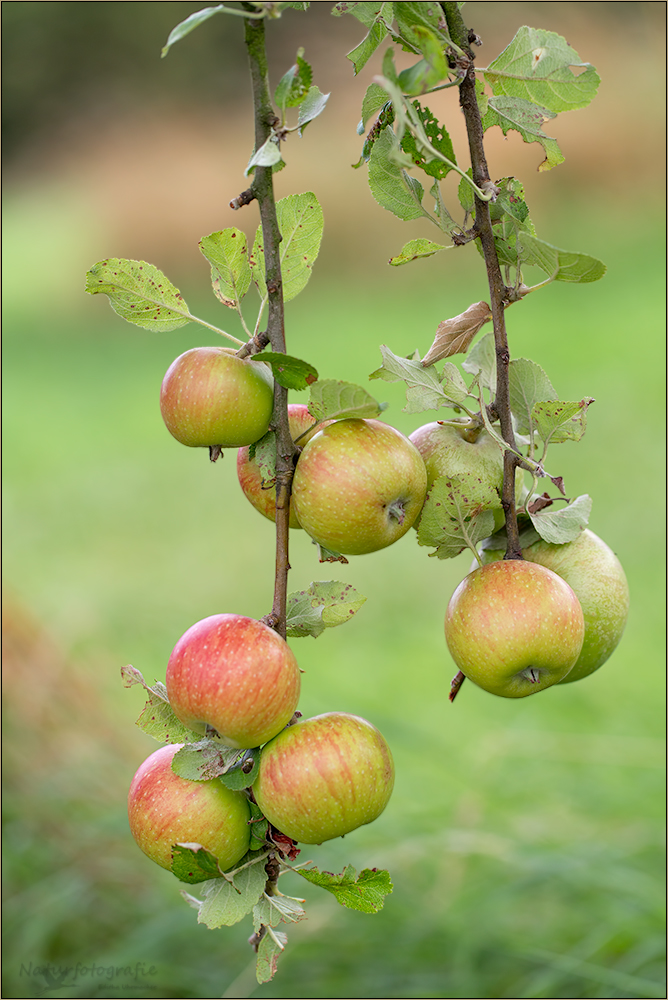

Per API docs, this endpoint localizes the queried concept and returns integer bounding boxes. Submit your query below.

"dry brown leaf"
[421,301,493,366]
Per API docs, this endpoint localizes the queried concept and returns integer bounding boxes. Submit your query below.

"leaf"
[422,302,493,365]
[246,134,284,176]
[369,345,468,414]
[248,800,269,852]
[389,238,449,266]
[171,844,227,885]
[532,398,594,445]
[120,664,202,744]
[393,1,447,53]
[508,358,557,435]
[529,494,592,544]
[397,30,449,96]
[295,865,393,913]
[249,430,277,486]
[297,86,330,133]
[308,380,382,421]
[171,740,243,781]
[253,892,306,931]
[417,473,499,559]
[256,928,288,984]
[251,192,324,302]
[85,259,191,332]
[483,95,564,171]
[368,128,430,222]
[218,748,261,790]
[357,82,389,133]
[251,352,318,391]
[483,26,600,113]
[400,102,456,178]
[161,5,225,58]
[286,581,366,639]
[461,331,496,392]
[199,229,251,309]
[274,48,312,110]
[494,230,606,283]
[187,853,269,929]
[337,2,394,74]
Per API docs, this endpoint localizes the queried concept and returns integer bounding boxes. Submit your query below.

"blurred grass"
[2,2,665,995]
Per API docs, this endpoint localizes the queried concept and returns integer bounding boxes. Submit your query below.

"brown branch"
[442,2,523,561]
[244,10,297,638]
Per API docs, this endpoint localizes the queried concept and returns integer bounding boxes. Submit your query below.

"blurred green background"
[2,3,665,998]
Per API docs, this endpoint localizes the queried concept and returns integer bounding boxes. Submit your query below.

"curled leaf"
[421,302,493,365]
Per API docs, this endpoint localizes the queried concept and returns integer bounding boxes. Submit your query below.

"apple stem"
[449,671,466,703]
[441,3,523,562]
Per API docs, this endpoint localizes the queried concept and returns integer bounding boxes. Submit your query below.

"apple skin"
[291,418,428,555]
[479,529,629,683]
[445,560,585,698]
[160,346,274,448]
[409,420,523,528]
[237,404,322,529]
[253,712,395,844]
[166,614,301,749]
[127,743,251,874]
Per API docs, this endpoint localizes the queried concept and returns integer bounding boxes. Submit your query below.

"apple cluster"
[129,345,629,879]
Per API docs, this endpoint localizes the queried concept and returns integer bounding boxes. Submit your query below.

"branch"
[244,8,297,638]
[441,2,523,561]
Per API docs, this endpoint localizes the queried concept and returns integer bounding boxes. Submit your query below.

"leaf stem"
[187,312,245,346]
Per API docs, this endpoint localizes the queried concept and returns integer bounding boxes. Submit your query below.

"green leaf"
[297,86,330,133]
[218,748,261,790]
[171,844,226,884]
[369,345,467,413]
[248,800,269,852]
[295,865,393,913]
[256,928,288,984]
[461,331,496,392]
[483,26,600,113]
[253,892,306,931]
[400,102,456,179]
[532,398,594,445]
[274,48,312,109]
[185,852,269,929]
[120,664,202,744]
[199,229,251,309]
[334,1,391,28]
[251,192,324,302]
[492,176,534,231]
[483,95,564,171]
[508,358,557,435]
[250,352,318,391]
[162,5,225,58]
[389,238,449,266]
[368,127,431,222]
[494,230,606,283]
[393,1,447,53]
[417,473,499,559]
[246,134,283,176]
[171,740,244,781]
[529,494,592,544]
[308,380,382,421]
[397,28,449,95]
[250,430,277,487]
[337,2,394,74]
[286,581,366,639]
[85,259,191,332]
[357,83,390,133]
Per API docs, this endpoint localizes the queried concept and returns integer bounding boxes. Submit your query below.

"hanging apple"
[445,560,585,697]
[128,743,251,875]
[160,346,274,449]
[253,712,395,844]
[166,614,301,748]
[291,418,427,555]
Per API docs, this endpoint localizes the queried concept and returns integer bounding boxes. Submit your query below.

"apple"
[479,529,629,683]
[127,743,251,874]
[445,560,585,697]
[253,712,395,844]
[409,420,523,527]
[166,614,301,748]
[291,418,428,555]
[237,403,321,529]
[160,346,274,448]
